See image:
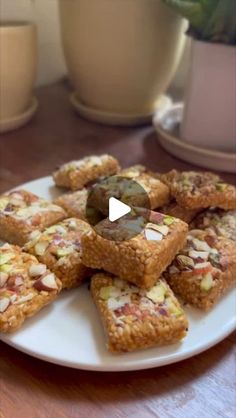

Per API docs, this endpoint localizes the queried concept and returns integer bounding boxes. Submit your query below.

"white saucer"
[71,92,172,126]
[0,97,38,134]
[153,103,236,173]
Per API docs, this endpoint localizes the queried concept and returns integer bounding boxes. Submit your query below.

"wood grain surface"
[0,82,235,418]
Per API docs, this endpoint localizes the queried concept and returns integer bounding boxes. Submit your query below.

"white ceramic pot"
[0,22,37,120]
[180,39,236,153]
[59,0,186,114]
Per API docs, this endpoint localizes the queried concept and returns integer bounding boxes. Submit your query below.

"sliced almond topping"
[188,250,209,260]
[107,295,130,311]
[68,219,77,230]
[28,263,47,277]
[145,228,163,241]
[10,294,17,303]
[151,224,169,236]
[0,272,8,287]
[33,273,58,291]
[192,238,211,252]
[29,230,41,240]
[146,283,166,303]
[34,241,48,256]
[194,261,211,269]
[14,293,34,305]
[14,275,24,287]
[0,297,10,313]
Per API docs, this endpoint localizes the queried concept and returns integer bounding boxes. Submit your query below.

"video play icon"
[86,175,151,241]
[108,197,131,222]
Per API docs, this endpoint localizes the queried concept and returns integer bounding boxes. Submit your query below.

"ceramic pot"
[0,22,37,121]
[59,0,186,114]
[180,39,236,152]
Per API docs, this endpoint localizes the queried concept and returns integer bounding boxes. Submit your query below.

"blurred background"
[0,0,190,90]
[1,0,66,86]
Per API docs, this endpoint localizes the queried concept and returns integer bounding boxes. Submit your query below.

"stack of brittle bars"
[0,154,235,353]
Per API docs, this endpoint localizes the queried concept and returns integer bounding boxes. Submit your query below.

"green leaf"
[162,0,236,44]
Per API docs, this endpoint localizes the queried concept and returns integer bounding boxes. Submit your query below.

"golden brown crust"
[159,200,201,223]
[0,190,66,246]
[91,273,188,353]
[88,174,170,216]
[161,170,236,210]
[53,155,120,190]
[165,230,236,310]
[54,189,88,221]
[0,244,61,332]
[24,218,93,289]
[82,212,188,289]
[191,209,236,241]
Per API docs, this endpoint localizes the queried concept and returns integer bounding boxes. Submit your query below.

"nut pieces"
[33,273,58,291]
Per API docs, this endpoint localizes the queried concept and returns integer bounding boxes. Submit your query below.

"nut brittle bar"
[53,154,120,190]
[164,229,236,310]
[0,190,66,246]
[24,218,92,289]
[119,164,160,180]
[54,189,103,225]
[88,174,170,216]
[91,273,188,353]
[0,243,62,332]
[159,200,201,223]
[191,209,236,241]
[161,170,236,210]
[81,212,188,289]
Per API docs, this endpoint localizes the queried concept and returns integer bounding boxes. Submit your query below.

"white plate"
[1,176,236,371]
[153,103,236,174]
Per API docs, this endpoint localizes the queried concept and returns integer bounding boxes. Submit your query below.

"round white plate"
[71,92,172,126]
[153,103,236,174]
[1,176,235,371]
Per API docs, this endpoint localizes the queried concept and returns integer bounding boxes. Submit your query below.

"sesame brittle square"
[54,189,103,225]
[24,218,93,289]
[164,229,236,310]
[159,200,201,223]
[191,209,236,241]
[91,273,188,353]
[0,189,66,246]
[0,243,61,332]
[81,211,188,289]
[161,170,236,210]
[53,154,120,190]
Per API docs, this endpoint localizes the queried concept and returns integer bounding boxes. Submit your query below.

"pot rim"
[0,21,36,31]
[186,34,236,50]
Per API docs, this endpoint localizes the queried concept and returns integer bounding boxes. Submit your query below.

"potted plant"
[58,0,186,122]
[163,0,236,152]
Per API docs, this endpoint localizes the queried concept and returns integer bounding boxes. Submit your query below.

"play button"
[85,175,151,241]
[109,197,131,222]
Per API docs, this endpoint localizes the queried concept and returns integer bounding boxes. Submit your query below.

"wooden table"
[0,82,235,418]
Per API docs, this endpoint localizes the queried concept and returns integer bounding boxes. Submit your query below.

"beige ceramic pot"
[0,22,37,121]
[59,0,186,115]
[181,39,236,152]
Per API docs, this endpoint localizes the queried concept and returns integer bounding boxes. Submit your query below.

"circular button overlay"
[85,175,152,241]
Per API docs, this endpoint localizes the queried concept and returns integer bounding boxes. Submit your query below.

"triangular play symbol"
[109,197,131,222]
